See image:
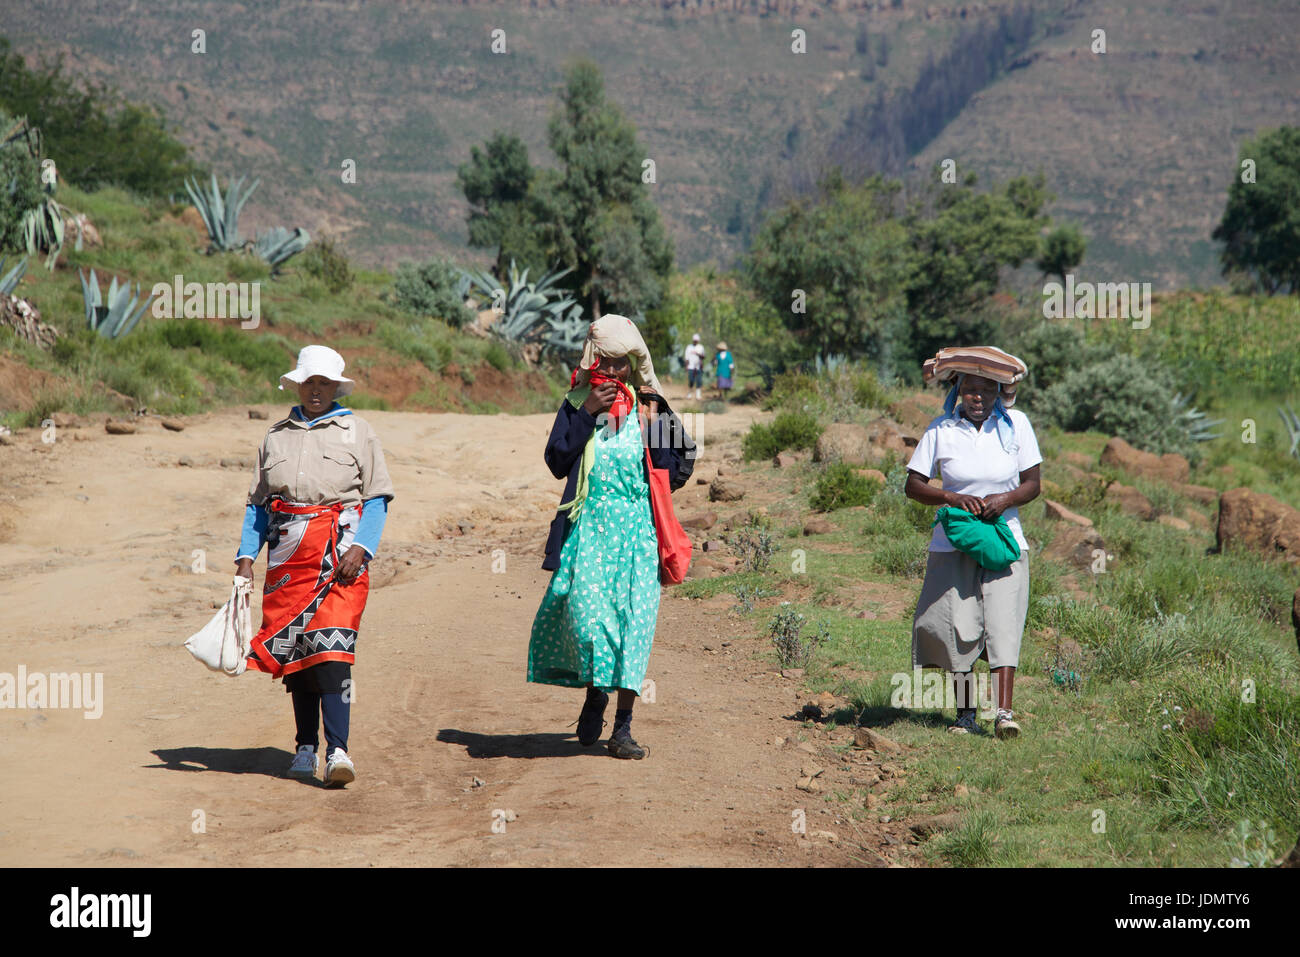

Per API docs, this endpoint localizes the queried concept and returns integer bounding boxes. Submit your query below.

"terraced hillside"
[5,0,1298,288]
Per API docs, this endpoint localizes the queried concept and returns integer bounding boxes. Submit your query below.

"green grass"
[0,182,556,427]
[702,398,1300,866]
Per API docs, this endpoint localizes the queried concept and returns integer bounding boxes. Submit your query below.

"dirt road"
[0,390,895,867]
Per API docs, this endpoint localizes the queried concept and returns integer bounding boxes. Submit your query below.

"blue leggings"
[291,690,350,755]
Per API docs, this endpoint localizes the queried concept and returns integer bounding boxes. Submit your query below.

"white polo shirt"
[906,407,1042,553]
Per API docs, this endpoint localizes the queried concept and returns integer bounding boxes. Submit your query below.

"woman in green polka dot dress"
[528,315,695,759]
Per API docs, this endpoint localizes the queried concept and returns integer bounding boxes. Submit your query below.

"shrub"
[810,462,881,511]
[871,537,928,578]
[301,236,354,294]
[390,258,473,327]
[727,521,778,572]
[742,410,823,461]
[484,342,512,373]
[1034,354,1199,460]
[768,609,831,670]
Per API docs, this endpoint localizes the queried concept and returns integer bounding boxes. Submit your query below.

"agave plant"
[1171,391,1224,442]
[184,172,259,252]
[0,256,26,296]
[1278,405,1300,460]
[254,226,310,273]
[460,260,585,354]
[79,268,154,339]
[813,352,850,376]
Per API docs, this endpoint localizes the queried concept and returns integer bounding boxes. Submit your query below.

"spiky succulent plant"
[79,268,154,339]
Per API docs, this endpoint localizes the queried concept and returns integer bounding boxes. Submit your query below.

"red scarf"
[572,364,634,430]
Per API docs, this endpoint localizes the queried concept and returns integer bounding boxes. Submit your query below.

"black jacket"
[541,391,696,570]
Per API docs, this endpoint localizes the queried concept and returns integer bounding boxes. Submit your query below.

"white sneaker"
[995,709,1021,740]
[324,747,356,787]
[287,744,318,779]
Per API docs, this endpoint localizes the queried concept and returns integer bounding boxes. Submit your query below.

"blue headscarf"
[944,373,1018,454]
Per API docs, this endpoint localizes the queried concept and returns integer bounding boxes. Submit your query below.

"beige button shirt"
[247,410,395,508]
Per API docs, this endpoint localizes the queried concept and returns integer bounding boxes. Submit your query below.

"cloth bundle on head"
[922,346,1029,455]
[569,314,664,398]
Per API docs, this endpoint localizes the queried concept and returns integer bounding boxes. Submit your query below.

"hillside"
[8,0,1297,287]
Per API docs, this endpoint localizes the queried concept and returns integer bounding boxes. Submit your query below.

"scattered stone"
[852,770,882,788]
[780,668,804,679]
[104,419,136,435]
[695,477,708,485]
[803,517,835,535]
[796,776,821,793]
[503,809,517,823]
[1100,437,1190,484]
[458,521,475,535]
[178,456,194,467]
[1157,514,1191,531]
[1044,524,1108,572]
[800,764,824,780]
[715,466,726,477]
[219,457,253,469]
[853,728,903,753]
[771,736,786,747]
[811,830,839,844]
[795,741,818,755]
[471,777,485,788]
[50,412,82,429]
[248,409,268,420]
[74,494,89,503]
[1105,481,1156,520]
[855,609,878,620]
[709,478,745,502]
[1179,483,1219,505]
[701,539,726,552]
[813,423,874,466]
[1182,508,1211,532]
[680,511,717,531]
[878,763,902,777]
[1043,499,1093,527]
[161,418,185,432]
[1217,487,1300,564]
[801,702,824,720]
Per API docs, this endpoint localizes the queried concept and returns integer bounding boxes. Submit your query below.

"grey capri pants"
[912,550,1029,672]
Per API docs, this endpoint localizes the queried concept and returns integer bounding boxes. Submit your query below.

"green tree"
[0,37,203,197]
[456,132,551,276]
[1212,126,1300,295]
[745,170,909,361]
[0,112,43,252]
[1036,224,1086,282]
[542,60,673,317]
[901,169,1049,369]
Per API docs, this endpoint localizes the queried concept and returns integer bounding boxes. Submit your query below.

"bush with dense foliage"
[389,258,473,327]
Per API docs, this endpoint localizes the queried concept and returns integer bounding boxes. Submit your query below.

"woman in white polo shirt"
[904,365,1041,738]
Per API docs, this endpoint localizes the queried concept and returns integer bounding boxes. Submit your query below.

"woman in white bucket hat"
[234,345,395,786]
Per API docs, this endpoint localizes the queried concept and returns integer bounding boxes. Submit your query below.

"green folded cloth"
[934,506,1022,570]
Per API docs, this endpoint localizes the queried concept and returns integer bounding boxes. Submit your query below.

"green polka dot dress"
[527,404,661,694]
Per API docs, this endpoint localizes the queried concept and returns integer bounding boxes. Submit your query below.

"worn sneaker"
[324,748,356,787]
[606,730,648,760]
[287,744,318,779]
[948,710,980,735]
[575,688,610,746]
[994,709,1021,740]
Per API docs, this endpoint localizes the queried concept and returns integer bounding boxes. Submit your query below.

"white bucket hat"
[279,345,355,397]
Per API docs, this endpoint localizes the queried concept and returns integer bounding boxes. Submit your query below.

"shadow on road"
[437,728,600,759]
[147,746,293,777]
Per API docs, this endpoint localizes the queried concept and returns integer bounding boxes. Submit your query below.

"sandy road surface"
[0,390,890,866]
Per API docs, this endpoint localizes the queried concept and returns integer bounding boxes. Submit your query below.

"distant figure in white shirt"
[683,333,706,400]
[903,368,1041,739]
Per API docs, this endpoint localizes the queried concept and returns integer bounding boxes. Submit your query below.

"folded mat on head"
[922,346,1028,387]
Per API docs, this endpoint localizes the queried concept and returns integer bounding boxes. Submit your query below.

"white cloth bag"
[184,576,254,676]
